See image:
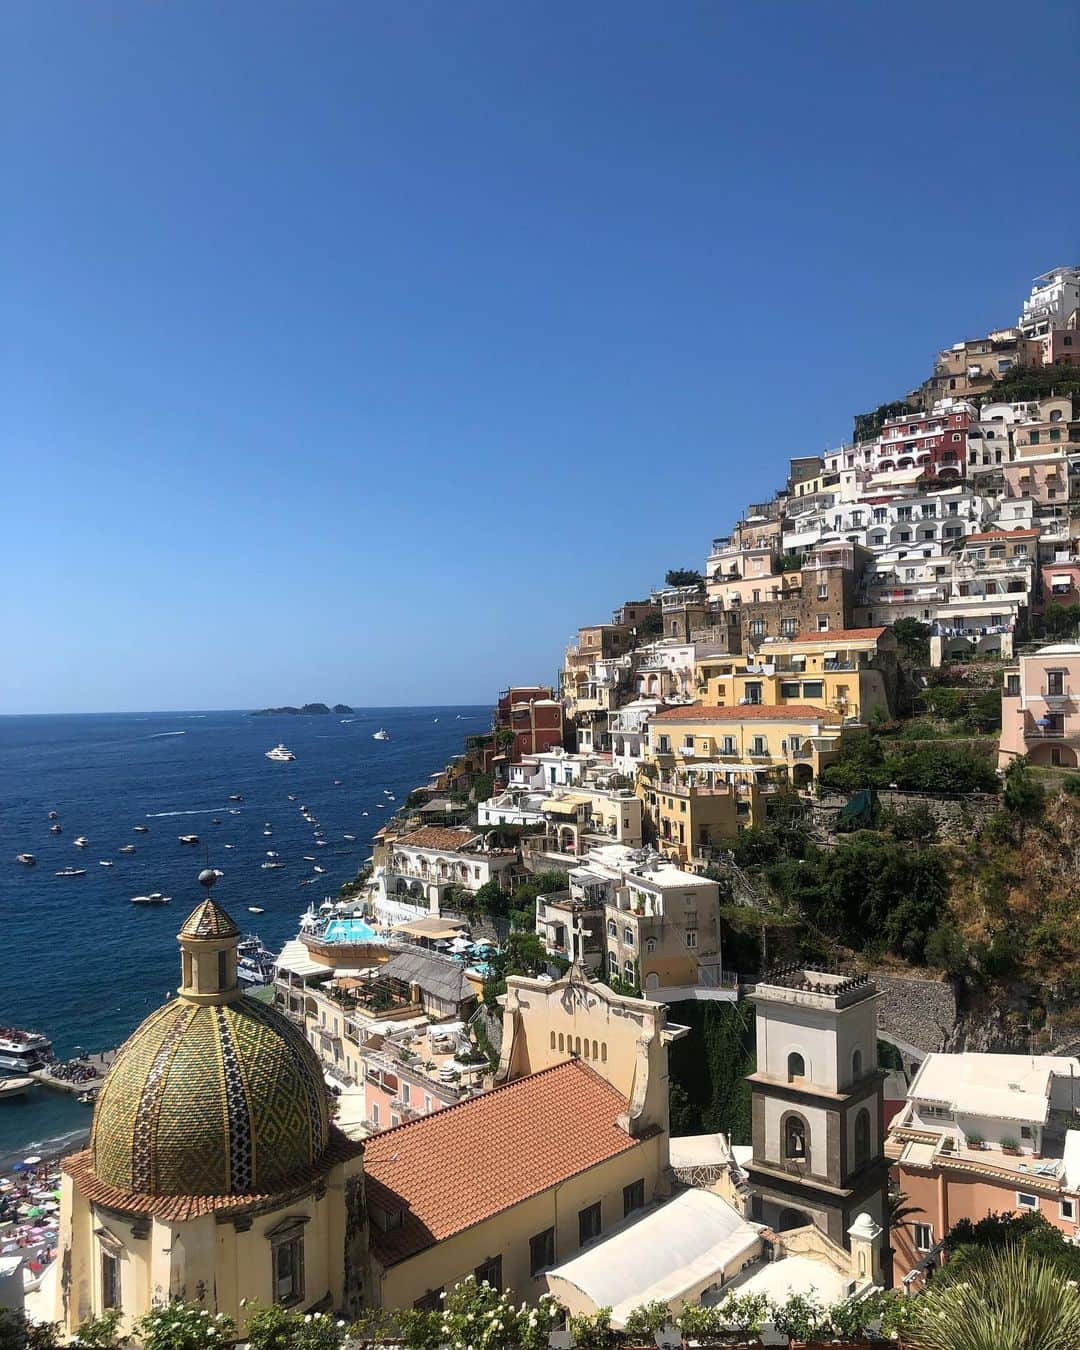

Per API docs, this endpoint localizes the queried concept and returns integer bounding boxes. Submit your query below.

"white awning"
[274,938,327,978]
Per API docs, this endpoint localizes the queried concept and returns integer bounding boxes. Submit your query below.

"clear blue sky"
[4,2,1078,713]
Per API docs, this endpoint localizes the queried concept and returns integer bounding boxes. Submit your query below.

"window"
[608,952,617,974]
[623,1179,645,1216]
[474,1255,502,1289]
[784,1115,807,1159]
[371,1102,379,1126]
[749,619,764,638]
[607,919,617,937]
[271,1223,306,1305]
[787,1051,806,1080]
[529,1228,555,1276]
[817,615,829,632]
[913,1223,934,1252]
[751,736,766,756]
[623,927,633,946]
[686,929,698,948]
[101,1248,120,1310]
[1062,1199,1076,1223]
[1048,670,1065,696]
[579,1202,602,1246]
[817,583,829,600]
[780,681,801,698]
[1017,1192,1039,1212]
[623,959,634,982]
[218,950,228,987]
[852,1048,862,1080]
[854,1108,871,1167]
[645,937,656,954]
[722,736,736,754]
[802,681,824,700]
[413,1288,443,1311]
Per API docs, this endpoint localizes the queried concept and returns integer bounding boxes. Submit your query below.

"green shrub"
[134,1304,234,1350]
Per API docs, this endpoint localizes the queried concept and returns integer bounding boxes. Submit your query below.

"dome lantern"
[177,872,242,1004]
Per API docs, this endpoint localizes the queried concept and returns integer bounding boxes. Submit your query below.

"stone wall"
[873,972,957,1056]
[811,788,1000,840]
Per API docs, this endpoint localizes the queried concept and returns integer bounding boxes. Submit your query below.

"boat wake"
[145,808,223,818]
[147,731,187,739]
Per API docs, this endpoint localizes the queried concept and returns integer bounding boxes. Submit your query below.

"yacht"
[313,865,326,874]
[74,836,89,849]
[372,729,390,741]
[47,811,59,820]
[16,854,36,866]
[261,861,285,870]
[99,860,114,867]
[118,843,137,855]
[131,893,171,906]
[265,744,296,762]
[133,824,150,834]
[50,823,62,834]
[247,906,264,915]
[178,834,199,845]
[55,868,86,878]
[0,1076,34,1100]
[228,793,244,801]
[0,1027,52,1073]
[236,936,276,987]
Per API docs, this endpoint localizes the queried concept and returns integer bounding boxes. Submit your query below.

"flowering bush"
[74,1309,126,1348]
[393,1279,563,1350]
[674,1293,767,1339]
[566,1307,614,1349]
[133,1303,234,1350]
[243,1303,346,1350]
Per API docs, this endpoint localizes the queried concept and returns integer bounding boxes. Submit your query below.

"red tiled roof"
[965,528,1040,542]
[788,627,887,643]
[364,1059,646,1266]
[397,826,480,852]
[650,704,834,723]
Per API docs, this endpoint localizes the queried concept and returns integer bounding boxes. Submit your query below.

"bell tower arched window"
[784,1114,808,1160]
[854,1108,871,1168]
[852,1048,863,1082]
[787,1051,806,1082]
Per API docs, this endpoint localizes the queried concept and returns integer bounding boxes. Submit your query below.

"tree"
[472,879,509,917]
[905,1245,1080,1349]
[940,1211,1080,1283]
[1004,757,1044,828]
[664,568,704,589]
[888,1189,923,1232]
[892,617,931,663]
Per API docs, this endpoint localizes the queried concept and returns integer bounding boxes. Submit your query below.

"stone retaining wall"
[873,972,957,1055]
[812,788,999,839]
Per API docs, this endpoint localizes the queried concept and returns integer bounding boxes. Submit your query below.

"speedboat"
[47,811,59,820]
[266,850,278,857]
[74,836,89,848]
[131,893,171,906]
[224,843,235,849]
[178,834,199,845]
[434,717,439,722]
[99,860,114,867]
[263,829,273,837]
[49,823,62,834]
[261,861,285,870]
[303,855,316,861]
[0,1077,35,1100]
[211,817,222,825]
[248,906,264,914]
[228,793,244,802]
[228,808,241,816]
[55,868,87,878]
[118,843,136,855]
[340,718,354,723]
[315,839,329,846]
[372,729,390,741]
[333,779,342,786]
[133,824,150,834]
[313,865,326,874]
[16,854,36,866]
[343,834,355,841]
[288,794,298,801]
[361,811,368,817]
[265,744,296,762]
[0,1027,52,1072]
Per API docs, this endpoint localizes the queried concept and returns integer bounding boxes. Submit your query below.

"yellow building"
[54,878,366,1338]
[364,971,682,1309]
[696,627,896,725]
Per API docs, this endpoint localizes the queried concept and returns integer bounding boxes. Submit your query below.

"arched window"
[646,937,657,954]
[550,1031,556,1050]
[600,1043,607,1063]
[852,1048,863,1081]
[854,1108,871,1167]
[787,1051,806,1082]
[558,1033,564,1052]
[784,1114,808,1160]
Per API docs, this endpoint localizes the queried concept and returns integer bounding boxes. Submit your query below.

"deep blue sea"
[0,706,486,1163]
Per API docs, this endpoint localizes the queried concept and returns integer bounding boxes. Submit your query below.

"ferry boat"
[0,1026,53,1072]
[237,936,276,987]
[372,728,390,741]
[265,744,296,762]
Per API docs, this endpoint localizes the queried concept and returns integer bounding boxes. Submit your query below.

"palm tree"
[904,1245,1080,1350]
[887,1189,923,1232]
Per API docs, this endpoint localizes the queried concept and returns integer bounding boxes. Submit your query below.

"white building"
[1018,264,1080,338]
[609,698,666,777]
[377,826,518,912]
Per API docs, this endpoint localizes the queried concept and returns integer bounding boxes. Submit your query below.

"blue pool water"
[322,918,382,943]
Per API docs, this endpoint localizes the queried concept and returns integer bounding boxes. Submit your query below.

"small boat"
[263,830,273,837]
[131,893,171,906]
[316,839,329,846]
[434,717,439,722]
[261,861,285,870]
[118,843,136,855]
[99,860,114,867]
[313,865,326,874]
[228,808,241,816]
[55,868,87,878]
[16,854,36,866]
[74,836,89,848]
[133,824,150,834]
[48,810,59,820]
[340,718,354,724]
[343,834,355,841]
[228,793,244,801]
[372,729,390,741]
[248,906,264,914]
[178,834,199,845]
[266,850,279,857]
[77,1091,94,1104]
[288,794,298,801]
[303,855,316,862]
[0,1077,35,1101]
[224,843,235,849]
[265,744,296,762]
[361,811,368,817]
[333,779,343,786]
[211,818,222,825]
[49,823,62,834]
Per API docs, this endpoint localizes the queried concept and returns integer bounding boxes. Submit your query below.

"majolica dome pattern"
[90,921,329,1198]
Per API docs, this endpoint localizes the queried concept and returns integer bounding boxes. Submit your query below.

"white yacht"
[178,834,199,845]
[265,744,296,762]
[372,729,390,741]
[0,1027,52,1073]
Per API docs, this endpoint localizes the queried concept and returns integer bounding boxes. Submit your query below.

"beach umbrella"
[23,1157,42,1167]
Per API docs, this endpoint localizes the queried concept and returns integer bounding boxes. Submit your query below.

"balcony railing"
[1025,727,1066,739]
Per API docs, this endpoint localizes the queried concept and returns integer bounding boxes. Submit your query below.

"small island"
[251,702,354,716]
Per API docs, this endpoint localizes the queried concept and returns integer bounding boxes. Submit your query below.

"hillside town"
[14,263,1080,1347]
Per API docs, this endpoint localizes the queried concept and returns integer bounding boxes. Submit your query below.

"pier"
[29,1049,116,1096]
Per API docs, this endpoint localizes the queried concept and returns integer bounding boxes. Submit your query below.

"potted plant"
[677,1295,766,1349]
[1001,1135,1020,1155]
[965,1131,985,1150]
[621,1300,670,1348]
[570,1307,617,1349]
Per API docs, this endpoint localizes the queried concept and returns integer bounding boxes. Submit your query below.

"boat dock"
[29,1049,116,1096]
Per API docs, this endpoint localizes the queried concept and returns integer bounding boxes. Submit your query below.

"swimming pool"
[322,918,384,944]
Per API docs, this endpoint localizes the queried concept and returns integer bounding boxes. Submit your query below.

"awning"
[392,916,467,941]
[543,796,590,815]
[275,938,327,978]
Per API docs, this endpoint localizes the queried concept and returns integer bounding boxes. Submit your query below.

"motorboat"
[47,811,59,820]
[211,818,222,825]
[303,855,316,862]
[131,893,171,906]
[224,843,235,849]
[237,935,275,986]
[118,843,136,854]
[228,808,241,815]
[266,850,279,857]
[248,906,264,914]
[372,729,390,741]
[265,744,296,762]
[0,1076,35,1101]
[16,854,36,866]
[333,779,343,786]
[74,836,89,848]
[50,824,62,834]
[133,824,150,834]
[0,1027,52,1072]
[313,865,326,874]
[343,834,355,841]
[99,860,114,867]
[288,794,298,801]
[178,834,199,845]
[261,861,285,870]
[315,839,329,846]
[228,793,244,801]
[263,829,273,837]
[55,868,87,878]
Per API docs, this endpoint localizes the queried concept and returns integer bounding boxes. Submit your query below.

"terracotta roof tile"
[650,704,834,723]
[787,628,887,643]
[965,528,1040,542]
[364,1059,647,1266]
[397,826,481,853]
[179,898,240,939]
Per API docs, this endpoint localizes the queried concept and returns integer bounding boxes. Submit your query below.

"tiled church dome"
[89,895,329,1199]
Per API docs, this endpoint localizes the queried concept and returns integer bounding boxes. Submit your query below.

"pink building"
[999,641,1080,769]
[1042,561,1080,610]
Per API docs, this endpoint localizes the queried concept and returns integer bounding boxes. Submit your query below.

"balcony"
[1025,726,1066,740]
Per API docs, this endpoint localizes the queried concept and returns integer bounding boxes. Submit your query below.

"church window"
[101,1249,120,1310]
[271,1226,305,1305]
[854,1108,871,1167]
[784,1115,807,1160]
[852,1048,862,1080]
[787,1051,806,1081]
[218,951,228,987]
